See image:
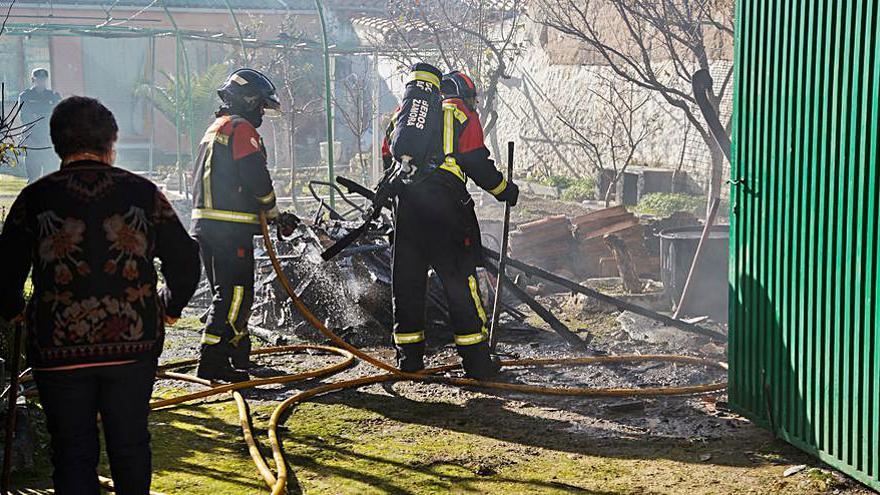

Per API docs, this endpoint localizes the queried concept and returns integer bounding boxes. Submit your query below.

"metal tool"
[488,141,514,353]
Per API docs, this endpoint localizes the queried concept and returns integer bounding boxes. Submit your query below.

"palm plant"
[136,63,230,146]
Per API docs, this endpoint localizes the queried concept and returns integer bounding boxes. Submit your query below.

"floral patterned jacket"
[0,161,201,368]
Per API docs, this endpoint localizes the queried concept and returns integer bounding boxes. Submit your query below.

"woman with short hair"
[0,96,201,494]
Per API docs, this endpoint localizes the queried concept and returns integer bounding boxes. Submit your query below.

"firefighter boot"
[230,334,254,370]
[458,342,501,380]
[196,344,249,383]
[395,342,426,373]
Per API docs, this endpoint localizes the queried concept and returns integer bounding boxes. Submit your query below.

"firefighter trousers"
[392,172,490,359]
[196,231,254,368]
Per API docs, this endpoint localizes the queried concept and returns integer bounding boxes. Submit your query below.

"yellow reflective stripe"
[215,133,229,145]
[202,333,222,345]
[489,178,508,196]
[203,144,214,209]
[468,275,488,326]
[455,332,487,346]
[192,208,260,225]
[393,331,426,345]
[443,106,455,154]
[412,70,440,88]
[228,285,244,334]
[257,190,276,204]
[439,160,466,183]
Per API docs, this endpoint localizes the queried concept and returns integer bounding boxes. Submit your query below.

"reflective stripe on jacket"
[191,114,278,235]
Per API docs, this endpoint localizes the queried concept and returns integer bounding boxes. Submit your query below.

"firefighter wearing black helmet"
[191,68,281,382]
[382,67,519,379]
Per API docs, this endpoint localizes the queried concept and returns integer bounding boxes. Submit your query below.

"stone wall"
[486,19,733,197]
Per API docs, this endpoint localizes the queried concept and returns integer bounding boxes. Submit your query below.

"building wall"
[7,4,323,168]
[49,37,85,96]
[487,18,733,196]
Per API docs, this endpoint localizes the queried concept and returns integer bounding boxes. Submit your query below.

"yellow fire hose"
[5,214,727,494]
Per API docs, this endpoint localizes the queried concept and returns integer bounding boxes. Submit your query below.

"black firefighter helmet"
[440,71,478,100]
[218,68,282,117]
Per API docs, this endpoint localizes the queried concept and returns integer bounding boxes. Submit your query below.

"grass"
[0,173,26,195]
[0,173,26,217]
[10,383,856,494]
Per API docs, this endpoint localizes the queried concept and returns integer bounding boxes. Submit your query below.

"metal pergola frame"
[2,2,399,206]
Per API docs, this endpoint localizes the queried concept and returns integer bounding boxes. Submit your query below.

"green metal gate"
[730,0,880,490]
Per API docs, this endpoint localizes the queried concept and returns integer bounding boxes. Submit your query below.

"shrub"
[535,174,597,202]
[560,177,597,202]
[538,174,576,189]
[632,193,706,217]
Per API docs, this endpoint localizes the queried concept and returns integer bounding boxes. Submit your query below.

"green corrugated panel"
[731,0,880,490]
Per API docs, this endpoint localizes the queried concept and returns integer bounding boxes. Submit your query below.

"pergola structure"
[1,0,400,205]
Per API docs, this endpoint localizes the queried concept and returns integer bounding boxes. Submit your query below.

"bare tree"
[334,70,372,183]
[364,0,527,134]
[537,0,734,212]
[0,0,31,169]
[227,14,324,208]
[557,75,662,206]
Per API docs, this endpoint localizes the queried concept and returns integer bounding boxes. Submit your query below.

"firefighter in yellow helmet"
[191,68,281,382]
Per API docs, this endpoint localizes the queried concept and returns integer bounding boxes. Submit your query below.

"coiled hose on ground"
[11,215,729,494]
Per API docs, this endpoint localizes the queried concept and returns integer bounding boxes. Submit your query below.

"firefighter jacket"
[191,113,279,237]
[382,98,509,198]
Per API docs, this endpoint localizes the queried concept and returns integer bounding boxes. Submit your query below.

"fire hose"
[4,214,728,494]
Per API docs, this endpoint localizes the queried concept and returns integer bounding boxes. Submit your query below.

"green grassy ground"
[1,171,862,494]
[12,386,859,495]
[0,173,26,214]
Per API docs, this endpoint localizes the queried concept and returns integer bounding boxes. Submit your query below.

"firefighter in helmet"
[191,68,281,382]
[384,68,519,379]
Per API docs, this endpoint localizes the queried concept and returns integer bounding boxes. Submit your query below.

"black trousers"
[33,359,158,495]
[196,231,254,365]
[392,172,489,353]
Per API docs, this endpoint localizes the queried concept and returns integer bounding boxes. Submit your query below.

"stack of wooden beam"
[509,214,574,271]
[571,206,651,277]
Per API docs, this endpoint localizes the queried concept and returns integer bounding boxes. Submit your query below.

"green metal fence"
[730,0,880,490]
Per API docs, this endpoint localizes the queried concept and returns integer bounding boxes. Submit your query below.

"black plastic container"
[659,225,729,321]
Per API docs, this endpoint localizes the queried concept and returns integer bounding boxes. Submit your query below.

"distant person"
[0,96,201,494]
[18,68,61,183]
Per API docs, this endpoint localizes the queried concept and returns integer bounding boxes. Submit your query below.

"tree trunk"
[604,233,643,294]
[705,140,725,217]
[603,181,614,208]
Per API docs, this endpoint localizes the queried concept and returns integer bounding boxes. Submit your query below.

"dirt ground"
[2,172,877,494]
[11,304,878,495]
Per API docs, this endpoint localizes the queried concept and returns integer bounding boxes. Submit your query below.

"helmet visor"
[263,93,282,118]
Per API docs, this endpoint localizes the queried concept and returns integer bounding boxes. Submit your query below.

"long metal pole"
[162,3,193,197]
[489,141,514,352]
[482,247,727,341]
[371,49,381,185]
[314,0,335,208]
[148,35,156,177]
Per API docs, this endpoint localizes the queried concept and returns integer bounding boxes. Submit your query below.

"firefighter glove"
[496,181,519,207]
